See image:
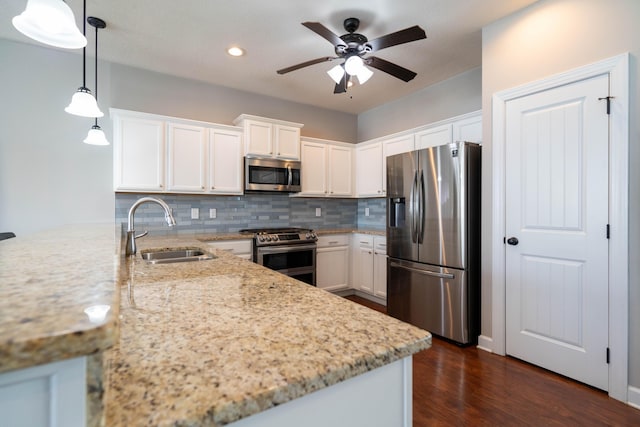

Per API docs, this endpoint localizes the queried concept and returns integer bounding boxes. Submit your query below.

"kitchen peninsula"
[0,225,431,426]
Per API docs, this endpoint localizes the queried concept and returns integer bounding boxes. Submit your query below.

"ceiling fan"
[277,18,426,94]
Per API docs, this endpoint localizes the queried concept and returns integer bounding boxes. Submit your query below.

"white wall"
[0,39,358,237]
[357,67,481,141]
[482,0,640,387]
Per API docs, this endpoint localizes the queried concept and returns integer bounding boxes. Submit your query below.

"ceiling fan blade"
[366,56,417,82]
[367,25,426,52]
[302,22,346,47]
[334,74,349,94]
[277,57,336,75]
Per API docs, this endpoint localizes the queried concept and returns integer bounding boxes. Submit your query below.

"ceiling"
[0,0,538,114]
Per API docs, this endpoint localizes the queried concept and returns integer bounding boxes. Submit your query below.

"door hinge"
[606,347,610,364]
[606,224,610,239]
[598,96,614,115]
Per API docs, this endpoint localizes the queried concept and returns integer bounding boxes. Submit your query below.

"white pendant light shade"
[356,66,373,84]
[327,64,345,84]
[65,87,103,117]
[12,0,86,49]
[84,124,109,145]
[344,56,364,76]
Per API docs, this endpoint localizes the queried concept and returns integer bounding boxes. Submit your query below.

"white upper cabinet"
[452,114,482,143]
[113,112,165,192]
[383,134,415,158]
[208,127,243,194]
[300,138,353,197]
[415,123,452,150]
[328,144,353,197]
[167,123,207,192]
[112,109,243,195]
[234,115,303,160]
[356,142,384,197]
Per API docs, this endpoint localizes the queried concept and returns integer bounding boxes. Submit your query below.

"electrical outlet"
[365,207,370,217]
[191,208,199,219]
[315,207,321,217]
[209,208,217,219]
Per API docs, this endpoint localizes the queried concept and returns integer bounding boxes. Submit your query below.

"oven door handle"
[256,243,317,254]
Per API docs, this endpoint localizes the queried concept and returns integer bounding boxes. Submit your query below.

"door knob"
[507,237,519,246]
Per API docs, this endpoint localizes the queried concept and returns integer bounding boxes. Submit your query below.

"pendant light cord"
[82,0,86,87]
[93,18,98,127]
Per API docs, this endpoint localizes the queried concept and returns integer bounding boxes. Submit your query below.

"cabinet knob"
[159,184,163,188]
[277,152,280,155]
[201,186,205,189]
[211,186,215,190]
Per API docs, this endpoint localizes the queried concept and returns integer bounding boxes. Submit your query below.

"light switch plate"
[365,207,370,217]
[315,207,321,217]
[191,207,199,219]
[209,208,217,219]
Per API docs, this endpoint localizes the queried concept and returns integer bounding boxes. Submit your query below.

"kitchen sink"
[140,248,215,264]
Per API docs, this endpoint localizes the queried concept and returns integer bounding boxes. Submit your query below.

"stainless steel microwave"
[244,157,301,193]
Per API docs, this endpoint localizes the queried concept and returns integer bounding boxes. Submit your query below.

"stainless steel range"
[240,227,318,285]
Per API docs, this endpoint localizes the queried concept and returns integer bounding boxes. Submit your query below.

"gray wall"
[357,67,482,141]
[0,38,358,237]
[481,0,640,387]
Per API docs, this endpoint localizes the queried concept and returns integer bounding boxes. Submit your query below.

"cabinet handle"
[328,241,339,244]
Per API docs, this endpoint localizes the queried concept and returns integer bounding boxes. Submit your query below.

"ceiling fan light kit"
[12,0,87,49]
[277,17,426,94]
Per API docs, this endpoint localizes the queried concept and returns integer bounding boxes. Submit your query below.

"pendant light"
[12,0,86,49]
[65,0,103,118]
[83,16,108,146]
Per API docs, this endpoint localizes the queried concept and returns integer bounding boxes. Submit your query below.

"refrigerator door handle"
[389,261,455,279]
[410,171,418,243]
[418,170,425,244]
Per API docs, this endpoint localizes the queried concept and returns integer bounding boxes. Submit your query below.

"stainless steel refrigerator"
[386,142,481,344]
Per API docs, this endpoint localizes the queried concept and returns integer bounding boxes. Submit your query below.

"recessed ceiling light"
[227,46,245,57]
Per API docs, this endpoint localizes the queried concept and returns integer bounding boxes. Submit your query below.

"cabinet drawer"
[353,234,374,248]
[374,237,387,254]
[207,239,252,255]
[317,234,350,247]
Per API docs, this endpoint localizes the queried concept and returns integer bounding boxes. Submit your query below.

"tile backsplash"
[115,193,386,234]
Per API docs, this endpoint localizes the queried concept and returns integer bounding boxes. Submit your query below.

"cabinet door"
[352,235,374,293]
[373,237,387,299]
[453,114,482,143]
[114,116,165,191]
[209,128,243,194]
[383,134,415,158]
[274,125,301,160]
[415,123,452,150]
[356,143,384,197]
[0,357,86,427]
[317,246,350,291]
[300,141,327,195]
[245,120,273,157]
[328,145,353,197]
[167,123,206,192]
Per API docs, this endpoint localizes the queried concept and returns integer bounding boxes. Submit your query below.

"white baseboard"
[477,335,493,353]
[628,386,640,410]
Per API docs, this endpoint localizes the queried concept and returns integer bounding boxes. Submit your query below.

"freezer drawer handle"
[390,261,455,279]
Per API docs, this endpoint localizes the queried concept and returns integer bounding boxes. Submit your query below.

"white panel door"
[209,128,243,194]
[505,74,609,390]
[167,123,206,192]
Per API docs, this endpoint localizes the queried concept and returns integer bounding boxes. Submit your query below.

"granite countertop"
[105,234,430,426]
[0,226,429,427]
[0,224,120,374]
[195,228,385,242]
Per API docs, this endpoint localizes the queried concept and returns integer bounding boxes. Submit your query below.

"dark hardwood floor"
[345,295,640,426]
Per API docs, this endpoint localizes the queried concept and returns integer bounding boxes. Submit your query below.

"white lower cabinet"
[351,234,387,300]
[316,234,350,292]
[0,357,87,427]
[207,239,253,260]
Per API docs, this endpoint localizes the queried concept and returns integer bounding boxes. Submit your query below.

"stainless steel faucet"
[125,197,176,256]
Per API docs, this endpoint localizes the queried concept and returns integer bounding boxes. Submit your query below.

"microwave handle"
[287,166,292,187]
